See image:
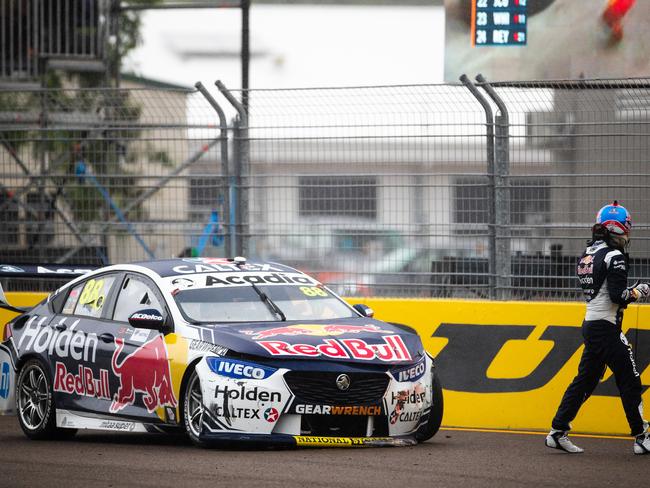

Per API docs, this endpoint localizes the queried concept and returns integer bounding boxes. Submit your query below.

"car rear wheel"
[182,368,207,447]
[415,369,444,442]
[16,359,76,440]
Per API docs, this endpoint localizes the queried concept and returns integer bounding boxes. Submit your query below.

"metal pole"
[215,80,248,257]
[195,82,232,257]
[119,1,244,10]
[38,85,48,265]
[111,0,120,88]
[476,74,511,300]
[460,74,497,300]
[241,0,250,115]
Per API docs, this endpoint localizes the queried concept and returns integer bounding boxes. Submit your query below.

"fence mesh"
[1,78,649,299]
[235,84,492,298]
[0,84,226,290]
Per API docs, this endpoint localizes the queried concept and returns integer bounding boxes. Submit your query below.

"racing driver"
[545,201,650,455]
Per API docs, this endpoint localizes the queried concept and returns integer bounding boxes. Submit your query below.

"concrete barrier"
[3,292,648,436]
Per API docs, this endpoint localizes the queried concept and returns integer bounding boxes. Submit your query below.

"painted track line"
[441,426,630,441]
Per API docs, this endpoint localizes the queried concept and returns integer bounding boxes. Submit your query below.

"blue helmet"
[596,201,632,235]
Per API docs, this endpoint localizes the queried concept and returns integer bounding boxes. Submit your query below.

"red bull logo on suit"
[110,335,178,413]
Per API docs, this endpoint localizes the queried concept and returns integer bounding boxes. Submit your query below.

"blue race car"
[0,257,443,447]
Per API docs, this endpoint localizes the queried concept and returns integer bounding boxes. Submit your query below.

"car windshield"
[174,284,357,323]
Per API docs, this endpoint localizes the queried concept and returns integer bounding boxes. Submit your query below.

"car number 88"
[79,279,105,309]
[299,286,328,297]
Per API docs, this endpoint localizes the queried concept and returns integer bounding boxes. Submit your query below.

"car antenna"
[232,256,246,268]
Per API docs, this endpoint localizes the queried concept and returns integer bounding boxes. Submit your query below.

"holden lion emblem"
[336,374,351,391]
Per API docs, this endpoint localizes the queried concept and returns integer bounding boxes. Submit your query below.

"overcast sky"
[123,4,445,89]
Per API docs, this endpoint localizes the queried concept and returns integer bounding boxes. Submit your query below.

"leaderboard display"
[471,0,527,46]
[445,0,649,81]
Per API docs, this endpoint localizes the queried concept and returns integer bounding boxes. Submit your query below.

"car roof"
[129,258,303,278]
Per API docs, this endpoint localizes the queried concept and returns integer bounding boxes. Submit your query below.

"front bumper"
[196,354,434,442]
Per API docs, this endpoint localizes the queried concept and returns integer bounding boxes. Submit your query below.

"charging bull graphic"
[242,324,392,340]
[110,335,178,414]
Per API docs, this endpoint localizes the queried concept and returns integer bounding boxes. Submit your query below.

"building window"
[299,176,377,219]
[453,177,489,229]
[510,178,550,226]
[453,177,550,233]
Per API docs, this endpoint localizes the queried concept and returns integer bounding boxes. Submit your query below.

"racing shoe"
[545,430,584,453]
[633,433,650,455]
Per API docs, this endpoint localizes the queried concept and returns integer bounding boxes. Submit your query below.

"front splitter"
[199,432,418,448]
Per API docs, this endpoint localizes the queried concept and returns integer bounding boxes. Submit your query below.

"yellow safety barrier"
[0,293,48,327]
[3,292,648,436]
[348,298,650,436]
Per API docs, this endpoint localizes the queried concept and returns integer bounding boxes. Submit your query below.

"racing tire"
[182,368,208,448]
[16,359,76,440]
[415,369,444,443]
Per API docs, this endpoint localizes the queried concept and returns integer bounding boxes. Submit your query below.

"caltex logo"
[264,407,279,423]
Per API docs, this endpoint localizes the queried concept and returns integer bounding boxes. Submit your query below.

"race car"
[0,257,443,447]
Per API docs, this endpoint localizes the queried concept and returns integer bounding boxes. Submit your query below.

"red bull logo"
[110,335,178,414]
[258,335,412,362]
[242,323,392,340]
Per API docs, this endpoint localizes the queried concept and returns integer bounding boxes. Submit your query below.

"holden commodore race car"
[0,257,443,447]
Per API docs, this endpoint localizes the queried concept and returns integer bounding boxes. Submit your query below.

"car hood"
[193,318,424,365]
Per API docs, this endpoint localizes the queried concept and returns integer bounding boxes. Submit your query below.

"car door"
[103,273,178,422]
[51,272,121,414]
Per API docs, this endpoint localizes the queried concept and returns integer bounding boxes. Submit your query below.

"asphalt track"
[0,416,647,488]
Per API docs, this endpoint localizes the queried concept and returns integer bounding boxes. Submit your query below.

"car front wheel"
[415,368,444,442]
[182,368,208,447]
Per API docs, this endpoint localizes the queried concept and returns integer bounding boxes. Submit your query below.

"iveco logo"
[335,374,351,391]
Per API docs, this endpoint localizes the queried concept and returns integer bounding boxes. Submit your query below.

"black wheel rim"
[18,364,49,431]
[185,372,204,438]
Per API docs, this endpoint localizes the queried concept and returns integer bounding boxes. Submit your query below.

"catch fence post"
[460,74,497,300]
[195,82,232,258]
[476,74,511,300]
[216,80,249,258]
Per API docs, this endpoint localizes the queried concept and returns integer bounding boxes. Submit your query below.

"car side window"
[67,276,117,318]
[112,275,164,323]
[62,283,84,315]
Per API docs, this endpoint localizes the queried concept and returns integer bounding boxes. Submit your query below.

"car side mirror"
[353,303,374,318]
[128,309,165,330]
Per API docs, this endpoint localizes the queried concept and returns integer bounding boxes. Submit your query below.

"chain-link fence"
[0,82,228,290]
[1,77,649,299]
